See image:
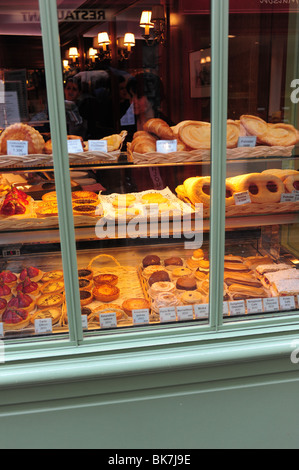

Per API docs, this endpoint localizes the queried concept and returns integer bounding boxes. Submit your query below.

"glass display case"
[0,0,299,346]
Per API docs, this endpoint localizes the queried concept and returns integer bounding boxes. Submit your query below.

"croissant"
[143,118,174,140]
[131,134,157,153]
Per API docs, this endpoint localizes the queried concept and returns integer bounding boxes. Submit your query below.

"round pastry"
[183,176,236,207]
[228,172,285,203]
[72,191,98,201]
[186,248,206,269]
[80,290,93,306]
[114,207,142,218]
[148,270,170,286]
[112,194,136,208]
[284,174,299,193]
[239,115,269,143]
[122,298,150,317]
[93,274,118,287]
[0,281,12,301]
[16,277,39,298]
[40,280,64,295]
[36,293,63,310]
[181,291,203,305]
[8,292,35,314]
[152,292,181,311]
[36,202,58,217]
[0,298,7,316]
[149,281,176,298]
[172,267,192,278]
[42,191,57,203]
[19,266,43,283]
[93,283,120,302]
[88,303,124,321]
[141,193,168,205]
[2,308,30,330]
[41,270,64,283]
[197,259,210,273]
[73,204,97,216]
[261,169,299,181]
[142,265,166,280]
[0,270,18,288]
[81,306,93,316]
[78,278,93,292]
[164,257,184,267]
[0,123,45,155]
[142,255,161,268]
[78,268,93,280]
[176,276,197,291]
[31,307,61,325]
[262,123,298,146]
[72,198,98,206]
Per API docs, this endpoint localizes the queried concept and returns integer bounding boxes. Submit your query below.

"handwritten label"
[156,139,177,153]
[176,305,194,321]
[246,298,263,314]
[238,136,257,147]
[159,307,177,323]
[0,323,3,337]
[81,315,88,329]
[132,309,149,325]
[280,193,296,202]
[34,318,52,334]
[7,140,28,156]
[229,300,246,316]
[100,312,117,328]
[67,139,83,153]
[194,303,209,319]
[88,139,108,152]
[279,296,295,310]
[263,297,280,312]
[233,191,251,205]
[293,190,299,202]
[223,301,229,316]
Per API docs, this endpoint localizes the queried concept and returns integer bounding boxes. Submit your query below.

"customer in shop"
[64,77,87,139]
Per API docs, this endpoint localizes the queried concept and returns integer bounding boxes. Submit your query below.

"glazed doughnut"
[284,174,299,193]
[228,172,285,203]
[0,123,45,155]
[183,176,236,207]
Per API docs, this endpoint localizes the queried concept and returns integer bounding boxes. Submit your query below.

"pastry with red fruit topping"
[8,292,35,313]
[0,188,30,216]
[2,307,29,330]
[19,266,43,283]
[0,298,7,316]
[0,270,18,288]
[0,279,12,301]
[16,276,39,298]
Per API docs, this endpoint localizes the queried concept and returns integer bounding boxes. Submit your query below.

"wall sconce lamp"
[97,32,111,59]
[88,47,98,62]
[117,33,135,60]
[140,5,166,46]
[62,59,69,72]
[68,47,79,62]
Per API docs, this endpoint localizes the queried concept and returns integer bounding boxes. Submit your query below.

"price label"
[279,296,295,310]
[156,139,177,153]
[132,309,149,325]
[7,140,28,156]
[263,297,280,312]
[100,312,117,329]
[246,298,263,314]
[159,307,176,323]
[81,314,88,329]
[88,140,108,152]
[223,301,229,316]
[229,300,246,316]
[34,318,52,334]
[233,191,251,205]
[177,305,194,321]
[67,139,83,153]
[293,190,299,202]
[238,136,257,147]
[194,303,209,319]
[280,193,296,202]
[0,322,3,337]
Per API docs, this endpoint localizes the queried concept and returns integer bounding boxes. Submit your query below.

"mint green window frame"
[4,0,297,357]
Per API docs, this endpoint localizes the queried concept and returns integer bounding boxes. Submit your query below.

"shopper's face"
[65,82,79,101]
[132,94,151,115]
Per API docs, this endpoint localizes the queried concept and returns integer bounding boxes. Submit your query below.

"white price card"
[132,309,149,325]
[81,314,88,330]
[194,303,209,319]
[34,318,52,334]
[7,140,28,156]
[67,139,83,153]
[229,300,246,316]
[156,139,177,153]
[100,312,117,329]
[280,193,296,202]
[246,298,263,314]
[159,306,176,323]
[238,136,257,147]
[223,301,229,316]
[293,190,299,201]
[233,191,251,205]
[88,139,108,152]
[263,297,280,312]
[279,296,295,311]
[176,305,194,321]
[0,322,3,337]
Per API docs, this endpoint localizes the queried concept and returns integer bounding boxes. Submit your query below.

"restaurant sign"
[1,9,110,23]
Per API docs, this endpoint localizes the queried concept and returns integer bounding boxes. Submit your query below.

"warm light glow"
[205,56,211,62]
[69,47,79,61]
[124,33,135,51]
[88,47,98,61]
[98,32,110,51]
[140,10,154,36]
[63,60,69,68]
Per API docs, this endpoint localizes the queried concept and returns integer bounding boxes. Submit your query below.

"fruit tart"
[0,298,7,316]
[0,270,18,288]
[0,279,12,301]
[2,307,30,330]
[19,266,43,283]
[8,292,35,313]
[0,187,31,216]
[16,276,40,298]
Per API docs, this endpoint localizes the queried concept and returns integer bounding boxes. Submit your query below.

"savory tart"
[122,298,150,317]
[31,307,61,325]
[93,274,118,286]
[36,293,64,310]
[93,283,120,302]
[41,270,64,283]
[40,280,65,295]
